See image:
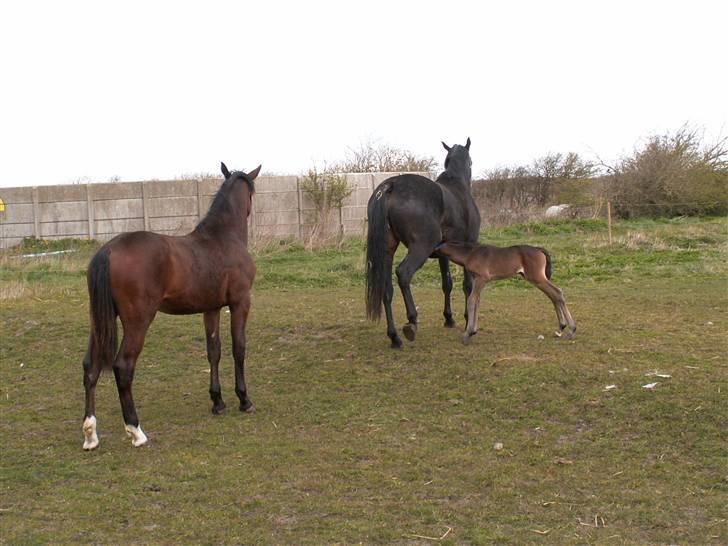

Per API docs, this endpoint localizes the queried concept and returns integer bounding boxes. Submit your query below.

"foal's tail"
[87,248,118,370]
[538,247,553,280]
[365,187,390,321]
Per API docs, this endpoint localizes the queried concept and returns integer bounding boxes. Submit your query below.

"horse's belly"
[159,291,225,315]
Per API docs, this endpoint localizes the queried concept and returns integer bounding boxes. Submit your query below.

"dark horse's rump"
[81,162,261,450]
[365,140,481,348]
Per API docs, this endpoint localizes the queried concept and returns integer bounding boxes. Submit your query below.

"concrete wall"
[0,173,432,249]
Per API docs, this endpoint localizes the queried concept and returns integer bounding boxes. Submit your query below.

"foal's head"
[220,162,262,218]
[441,138,472,181]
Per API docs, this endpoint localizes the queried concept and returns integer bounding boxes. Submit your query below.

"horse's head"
[220,162,262,217]
[441,138,472,181]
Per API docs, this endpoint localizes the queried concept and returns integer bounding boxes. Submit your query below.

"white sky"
[1,0,726,187]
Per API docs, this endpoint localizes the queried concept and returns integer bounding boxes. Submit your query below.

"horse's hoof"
[390,336,403,349]
[82,439,99,451]
[565,327,576,340]
[444,318,456,328]
[212,401,227,415]
[462,335,471,346]
[240,401,256,413]
[402,323,416,342]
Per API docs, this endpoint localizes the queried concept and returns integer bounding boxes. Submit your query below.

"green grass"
[1,218,727,544]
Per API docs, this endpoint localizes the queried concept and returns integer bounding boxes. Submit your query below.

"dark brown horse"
[81,162,260,450]
[435,241,576,344]
[365,139,481,348]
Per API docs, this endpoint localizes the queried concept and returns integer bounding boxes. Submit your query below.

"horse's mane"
[195,172,254,233]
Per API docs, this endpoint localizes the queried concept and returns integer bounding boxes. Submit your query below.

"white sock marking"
[82,416,99,450]
[124,424,148,447]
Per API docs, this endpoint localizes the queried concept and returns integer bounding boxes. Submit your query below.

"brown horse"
[81,162,260,450]
[435,241,576,344]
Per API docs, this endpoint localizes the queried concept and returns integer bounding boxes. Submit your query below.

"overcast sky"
[1,0,726,187]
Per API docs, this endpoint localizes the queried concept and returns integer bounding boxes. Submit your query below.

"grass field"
[1,217,727,544]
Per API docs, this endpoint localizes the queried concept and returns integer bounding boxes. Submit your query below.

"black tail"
[538,247,552,280]
[365,190,389,321]
[87,249,117,370]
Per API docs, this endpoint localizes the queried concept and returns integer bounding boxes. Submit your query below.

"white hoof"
[124,424,148,447]
[82,416,99,451]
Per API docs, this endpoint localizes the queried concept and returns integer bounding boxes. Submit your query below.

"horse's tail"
[538,247,553,280]
[87,248,117,370]
[365,187,390,321]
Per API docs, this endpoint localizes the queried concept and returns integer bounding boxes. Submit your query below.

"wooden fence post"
[296,176,303,239]
[607,201,613,245]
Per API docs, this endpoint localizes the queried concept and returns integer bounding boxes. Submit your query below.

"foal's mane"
[194,171,255,233]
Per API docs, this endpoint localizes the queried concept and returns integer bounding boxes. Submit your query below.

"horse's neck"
[194,187,251,241]
[438,170,472,194]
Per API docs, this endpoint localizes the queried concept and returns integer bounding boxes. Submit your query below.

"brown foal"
[435,241,576,344]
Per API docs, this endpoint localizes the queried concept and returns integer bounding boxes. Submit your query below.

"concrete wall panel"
[38,201,88,222]
[40,221,89,237]
[1,203,35,223]
[0,187,33,204]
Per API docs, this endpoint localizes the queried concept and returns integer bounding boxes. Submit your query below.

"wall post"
[86,184,95,240]
[141,182,150,231]
[32,186,40,238]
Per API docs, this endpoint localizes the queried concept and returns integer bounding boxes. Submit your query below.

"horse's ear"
[465,137,471,151]
[247,165,262,180]
[221,162,231,179]
[441,141,451,152]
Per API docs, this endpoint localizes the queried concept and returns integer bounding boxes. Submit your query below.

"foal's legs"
[463,268,474,324]
[531,278,576,339]
[230,296,255,413]
[462,277,487,345]
[204,310,226,414]
[114,317,154,447]
[396,245,432,342]
[439,256,456,328]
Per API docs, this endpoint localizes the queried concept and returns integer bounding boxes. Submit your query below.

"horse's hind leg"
[439,256,456,328]
[463,268,474,324]
[113,318,153,447]
[230,295,255,413]
[396,246,431,342]
[383,245,403,349]
[204,310,226,414]
[82,339,100,450]
[462,277,486,345]
[533,279,576,339]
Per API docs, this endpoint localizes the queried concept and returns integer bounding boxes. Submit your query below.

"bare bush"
[473,152,596,223]
[605,126,728,217]
[332,140,436,173]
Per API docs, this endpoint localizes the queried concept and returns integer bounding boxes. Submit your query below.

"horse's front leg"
[229,297,255,413]
[204,310,225,414]
[439,256,455,328]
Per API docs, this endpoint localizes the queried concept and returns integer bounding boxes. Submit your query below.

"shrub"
[606,126,728,218]
[300,168,354,249]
